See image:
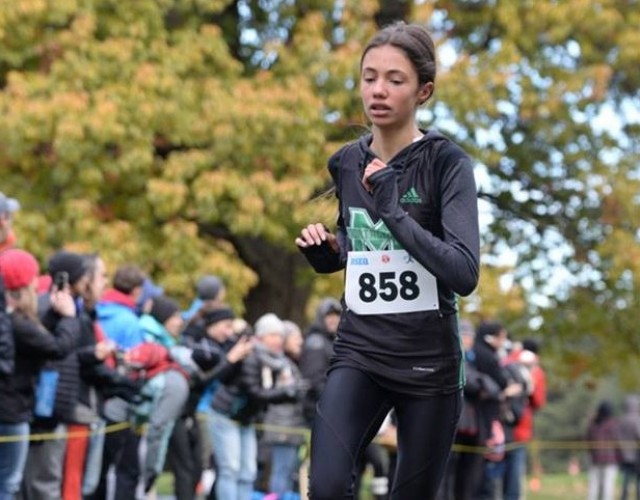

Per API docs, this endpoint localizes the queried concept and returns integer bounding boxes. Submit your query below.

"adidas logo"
[400,187,422,204]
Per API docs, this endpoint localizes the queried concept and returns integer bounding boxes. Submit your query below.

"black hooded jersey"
[302,129,480,396]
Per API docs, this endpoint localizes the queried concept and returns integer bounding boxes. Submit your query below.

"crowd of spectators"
[1,190,637,500]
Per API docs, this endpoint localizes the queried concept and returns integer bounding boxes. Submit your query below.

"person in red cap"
[0,249,79,499]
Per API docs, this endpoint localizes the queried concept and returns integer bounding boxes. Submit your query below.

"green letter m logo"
[346,207,403,251]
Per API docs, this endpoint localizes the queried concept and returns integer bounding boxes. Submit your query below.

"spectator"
[618,394,640,500]
[504,340,547,500]
[0,192,20,254]
[22,250,91,500]
[440,319,500,500]
[89,264,147,500]
[167,277,231,499]
[586,400,622,500]
[0,249,79,499]
[471,321,516,499]
[493,346,530,500]
[209,313,300,500]
[299,297,341,424]
[126,298,190,493]
[140,295,183,348]
[262,320,308,497]
[96,264,146,349]
[178,307,253,500]
[77,254,142,498]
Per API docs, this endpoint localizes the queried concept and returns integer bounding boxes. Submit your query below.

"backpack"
[0,274,15,376]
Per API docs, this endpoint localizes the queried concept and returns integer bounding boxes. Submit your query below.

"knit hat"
[202,307,235,327]
[150,296,181,325]
[254,313,285,337]
[47,250,87,285]
[196,275,223,300]
[0,192,19,214]
[0,249,40,290]
[282,320,301,338]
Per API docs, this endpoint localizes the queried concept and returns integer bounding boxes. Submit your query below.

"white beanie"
[254,313,285,337]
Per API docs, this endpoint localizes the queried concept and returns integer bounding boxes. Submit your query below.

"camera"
[53,271,69,291]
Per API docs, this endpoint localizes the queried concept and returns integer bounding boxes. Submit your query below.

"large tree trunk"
[232,235,313,326]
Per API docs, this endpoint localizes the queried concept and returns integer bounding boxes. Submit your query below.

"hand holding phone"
[54,271,69,291]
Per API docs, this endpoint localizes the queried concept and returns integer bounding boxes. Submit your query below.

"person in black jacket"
[299,297,341,424]
[0,249,79,499]
[209,313,303,500]
[167,305,253,500]
[22,250,94,500]
[295,21,480,500]
[472,321,523,500]
[72,253,142,498]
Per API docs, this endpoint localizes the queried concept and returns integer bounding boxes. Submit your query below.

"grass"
[527,473,589,500]
[155,471,602,499]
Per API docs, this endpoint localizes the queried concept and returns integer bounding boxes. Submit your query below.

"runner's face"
[360,45,430,130]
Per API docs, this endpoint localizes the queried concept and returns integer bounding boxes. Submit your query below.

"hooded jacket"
[301,130,480,396]
[299,298,341,422]
[97,289,144,349]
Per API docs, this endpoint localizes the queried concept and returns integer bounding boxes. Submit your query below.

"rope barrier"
[0,421,131,443]
[2,417,638,455]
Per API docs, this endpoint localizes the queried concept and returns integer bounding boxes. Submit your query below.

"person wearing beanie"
[166,306,253,500]
[0,248,40,380]
[254,312,286,338]
[47,250,89,288]
[58,253,136,500]
[22,250,95,500]
[0,248,79,500]
[209,312,301,500]
[181,274,227,322]
[0,248,39,291]
[0,191,20,254]
[141,295,183,348]
[127,293,190,494]
[203,307,236,330]
[197,275,224,302]
[261,320,308,496]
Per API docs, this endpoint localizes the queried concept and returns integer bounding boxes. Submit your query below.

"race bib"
[345,250,439,315]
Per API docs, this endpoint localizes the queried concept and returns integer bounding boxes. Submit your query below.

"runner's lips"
[369,104,392,115]
[370,103,391,111]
